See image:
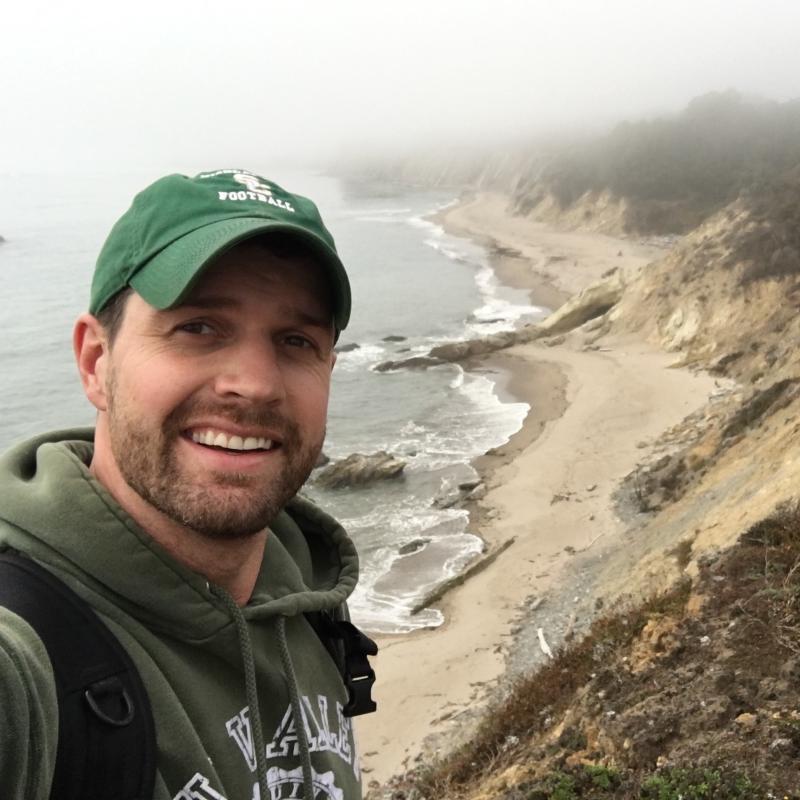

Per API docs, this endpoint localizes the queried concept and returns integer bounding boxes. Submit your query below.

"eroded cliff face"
[511,188,630,236]
[609,187,800,385]
[569,179,800,602]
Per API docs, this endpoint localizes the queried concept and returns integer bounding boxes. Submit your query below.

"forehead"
[185,239,334,313]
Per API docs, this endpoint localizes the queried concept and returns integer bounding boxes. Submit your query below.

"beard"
[105,378,323,540]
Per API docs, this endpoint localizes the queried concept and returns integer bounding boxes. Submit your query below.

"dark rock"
[398,538,430,556]
[433,485,462,509]
[373,356,444,372]
[315,451,406,489]
[335,342,360,353]
[382,335,407,342]
[464,483,487,502]
[315,451,330,468]
[429,331,518,362]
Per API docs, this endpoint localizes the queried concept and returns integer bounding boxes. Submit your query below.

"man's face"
[98,241,336,539]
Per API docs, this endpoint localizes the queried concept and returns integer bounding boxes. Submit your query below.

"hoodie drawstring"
[211,587,315,800]
[276,615,315,800]
[210,586,269,799]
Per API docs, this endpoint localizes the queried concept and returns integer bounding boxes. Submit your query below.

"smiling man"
[0,170,375,800]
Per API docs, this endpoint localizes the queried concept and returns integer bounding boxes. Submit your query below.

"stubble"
[105,374,323,539]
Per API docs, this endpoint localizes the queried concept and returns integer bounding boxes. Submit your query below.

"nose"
[212,338,286,403]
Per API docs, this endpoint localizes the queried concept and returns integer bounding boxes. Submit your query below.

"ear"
[73,313,110,412]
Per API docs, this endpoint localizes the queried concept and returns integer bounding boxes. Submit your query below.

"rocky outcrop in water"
[374,272,627,373]
[429,330,521,360]
[336,342,360,353]
[373,356,445,372]
[314,451,406,489]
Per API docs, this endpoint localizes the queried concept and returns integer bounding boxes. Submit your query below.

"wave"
[434,197,459,213]
[448,365,465,390]
[423,238,475,264]
[356,370,528,473]
[407,215,444,235]
[334,342,387,371]
[347,529,484,634]
[466,300,546,336]
[464,256,547,335]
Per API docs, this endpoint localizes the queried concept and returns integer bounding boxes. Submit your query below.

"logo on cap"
[199,169,296,213]
[233,172,273,198]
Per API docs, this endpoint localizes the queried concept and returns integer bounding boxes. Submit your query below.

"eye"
[178,321,216,336]
[283,333,314,349]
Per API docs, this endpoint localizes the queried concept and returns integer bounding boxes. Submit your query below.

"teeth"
[190,430,273,451]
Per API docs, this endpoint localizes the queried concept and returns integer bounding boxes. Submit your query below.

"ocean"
[0,169,545,633]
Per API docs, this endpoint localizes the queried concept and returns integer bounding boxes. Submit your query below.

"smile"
[189,429,275,452]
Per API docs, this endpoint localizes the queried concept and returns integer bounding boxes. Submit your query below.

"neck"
[90,448,266,607]
[140,516,268,607]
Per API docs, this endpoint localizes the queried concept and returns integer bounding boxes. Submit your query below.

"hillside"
[609,172,800,380]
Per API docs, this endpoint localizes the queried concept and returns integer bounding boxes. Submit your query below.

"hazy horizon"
[2,0,800,174]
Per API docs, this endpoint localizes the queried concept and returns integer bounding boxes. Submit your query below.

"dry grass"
[413,582,692,796]
[730,500,800,656]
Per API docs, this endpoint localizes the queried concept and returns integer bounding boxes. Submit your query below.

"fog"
[2,0,800,172]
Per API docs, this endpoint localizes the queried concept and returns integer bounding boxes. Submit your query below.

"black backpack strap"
[306,610,378,717]
[0,551,156,800]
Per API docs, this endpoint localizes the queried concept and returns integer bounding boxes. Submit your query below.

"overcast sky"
[3,0,800,173]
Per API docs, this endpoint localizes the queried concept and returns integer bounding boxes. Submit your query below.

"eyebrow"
[177,296,333,330]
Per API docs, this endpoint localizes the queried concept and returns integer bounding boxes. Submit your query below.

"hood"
[0,428,359,642]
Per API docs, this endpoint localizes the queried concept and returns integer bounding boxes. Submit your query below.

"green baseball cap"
[90,168,351,331]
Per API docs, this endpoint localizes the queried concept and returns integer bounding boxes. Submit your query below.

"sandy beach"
[355,193,718,786]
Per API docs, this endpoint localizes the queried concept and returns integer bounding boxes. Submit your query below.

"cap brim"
[129,217,351,330]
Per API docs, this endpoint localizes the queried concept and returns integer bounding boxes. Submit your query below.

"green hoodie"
[0,429,364,800]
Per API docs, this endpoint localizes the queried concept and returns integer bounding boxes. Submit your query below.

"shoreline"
[355,192,717,787]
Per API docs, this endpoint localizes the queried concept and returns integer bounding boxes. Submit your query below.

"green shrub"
[641,768,758,799]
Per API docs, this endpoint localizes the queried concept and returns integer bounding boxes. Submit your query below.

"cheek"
[109,355,204,418]
[285,368,332,425]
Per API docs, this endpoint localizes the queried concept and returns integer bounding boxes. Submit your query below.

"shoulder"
[0,607,58,799]
[0,604,58,701]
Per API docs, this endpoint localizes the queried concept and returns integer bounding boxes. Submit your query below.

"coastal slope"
[356,195,718,786]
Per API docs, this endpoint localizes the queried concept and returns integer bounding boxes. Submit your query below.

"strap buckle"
[333,620,378,717]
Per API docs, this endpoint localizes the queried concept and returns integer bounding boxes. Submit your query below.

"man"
[0,169,372,800]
